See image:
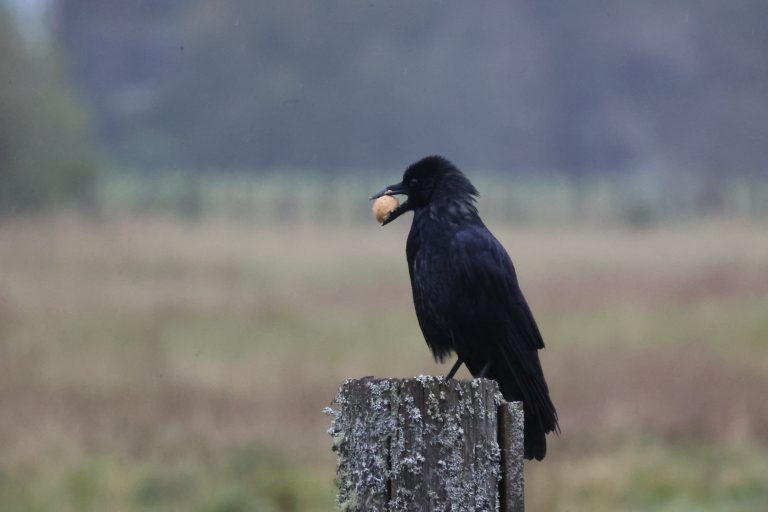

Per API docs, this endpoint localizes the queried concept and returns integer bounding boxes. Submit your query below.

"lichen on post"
[326,376,524,511]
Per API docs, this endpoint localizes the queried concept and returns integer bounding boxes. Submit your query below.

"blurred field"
[1,214,767,511]
[99,171,768,227]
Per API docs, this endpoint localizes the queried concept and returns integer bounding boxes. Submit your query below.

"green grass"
[0,443,335,512]
[1,215,767,510]
[527,437,768,512]
[543,296,768,370]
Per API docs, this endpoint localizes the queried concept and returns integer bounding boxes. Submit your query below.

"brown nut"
[372,195,400,224]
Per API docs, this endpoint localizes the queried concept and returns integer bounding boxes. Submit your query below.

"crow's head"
[370,156,478,225]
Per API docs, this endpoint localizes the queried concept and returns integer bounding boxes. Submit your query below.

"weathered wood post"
[326,376,524,511]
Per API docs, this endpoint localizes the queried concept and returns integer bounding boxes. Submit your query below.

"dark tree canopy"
[0,6,99,215]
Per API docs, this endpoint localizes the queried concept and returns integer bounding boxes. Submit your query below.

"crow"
[370,155,559,460]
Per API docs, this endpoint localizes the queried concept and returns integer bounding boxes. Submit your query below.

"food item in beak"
[372,195,400,224]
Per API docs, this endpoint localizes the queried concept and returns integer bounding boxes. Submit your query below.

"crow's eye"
[409,178,419,187]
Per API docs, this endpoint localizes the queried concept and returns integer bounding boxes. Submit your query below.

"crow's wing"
[449,224,544,350]
[449,224,558,437]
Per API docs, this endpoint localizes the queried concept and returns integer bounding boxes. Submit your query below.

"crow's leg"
[475,360,492,379]
[444,357,464,381]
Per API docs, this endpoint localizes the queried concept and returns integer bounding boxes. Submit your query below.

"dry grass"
[1,214,767,510]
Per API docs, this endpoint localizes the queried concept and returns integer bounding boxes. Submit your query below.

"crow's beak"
[369,181,412,225]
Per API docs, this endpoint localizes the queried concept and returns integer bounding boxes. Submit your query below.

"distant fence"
[326,377,524,511]
[98,171,768,226]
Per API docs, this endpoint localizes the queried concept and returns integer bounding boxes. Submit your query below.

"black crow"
[370,155,559,460]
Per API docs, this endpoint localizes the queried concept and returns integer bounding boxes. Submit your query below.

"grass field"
[1,214,767,511]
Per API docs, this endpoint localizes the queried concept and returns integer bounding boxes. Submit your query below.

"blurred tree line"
[54,0,768,176]
[0,5,99,216]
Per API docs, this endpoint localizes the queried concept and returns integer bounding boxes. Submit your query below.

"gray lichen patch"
[327,377,512,511]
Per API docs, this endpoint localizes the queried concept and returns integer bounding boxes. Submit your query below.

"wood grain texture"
[327,377,524,511]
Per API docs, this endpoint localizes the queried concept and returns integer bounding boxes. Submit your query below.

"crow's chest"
[406,231,458,316]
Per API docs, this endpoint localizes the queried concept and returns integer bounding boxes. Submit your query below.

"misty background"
[1,2,767,511]
[3,0,768,220]
[51,1,768,172]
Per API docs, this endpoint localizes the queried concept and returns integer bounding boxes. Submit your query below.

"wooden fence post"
[326,376,524,511]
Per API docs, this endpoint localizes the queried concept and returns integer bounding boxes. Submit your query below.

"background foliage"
[0,6,98,215]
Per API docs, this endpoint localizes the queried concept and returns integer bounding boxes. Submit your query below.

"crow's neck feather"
[428,173,480,223]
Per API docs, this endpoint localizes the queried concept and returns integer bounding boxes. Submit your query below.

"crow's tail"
[495,367,558,460]
[467,357,559,461]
